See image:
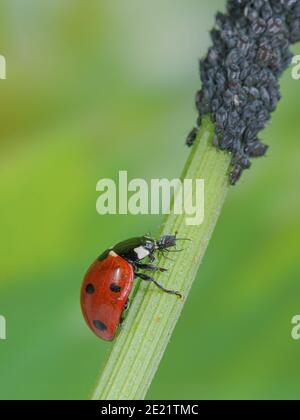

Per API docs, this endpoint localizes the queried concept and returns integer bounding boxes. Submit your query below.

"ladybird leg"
[119,299,130,329]
[136,263,168,273]
[148,253,156,263]
[123,299,130,311]
[160,249,176,262]
[119,317,125,329]
[135,272,182,298]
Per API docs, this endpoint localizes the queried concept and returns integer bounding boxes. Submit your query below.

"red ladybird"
[80,234,185,341]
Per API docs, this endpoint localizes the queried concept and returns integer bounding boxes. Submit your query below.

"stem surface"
[92,116,231,400]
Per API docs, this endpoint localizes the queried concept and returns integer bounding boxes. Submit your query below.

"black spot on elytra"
[110,283,121,293]
[86,283,95,294]
[93,320,107,331]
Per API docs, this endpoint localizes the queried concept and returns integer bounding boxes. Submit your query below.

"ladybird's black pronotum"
[81,234,187,341]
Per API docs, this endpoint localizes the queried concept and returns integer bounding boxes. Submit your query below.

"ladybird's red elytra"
[81,234,189,341]
[81,253,134,341]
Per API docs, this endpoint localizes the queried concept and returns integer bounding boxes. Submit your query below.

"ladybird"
[80,234,185,341]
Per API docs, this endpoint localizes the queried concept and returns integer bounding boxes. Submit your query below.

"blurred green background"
[0,0,300,400]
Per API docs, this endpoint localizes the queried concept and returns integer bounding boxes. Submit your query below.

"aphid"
[245,141,269,157]
[260,87,271,106]
[249,100,263,113]
[249,87,260,99]
[211,98,220,112]
[251,18,266,35]
[230,164,243,185]
[186,128,198,147]
[239,66,251,81]
[81,234,187,340]
[244,5,259,21]
[215,72,227,90]
[261,3,274,20]
[207,47,219,65]
[215,108,228,130]
[267,17,283,34]
[257,45,274,64]
[219,133,234,150]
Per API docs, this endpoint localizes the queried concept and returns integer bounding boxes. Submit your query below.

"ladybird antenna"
[173,231,192,242]
[166,248,184,253]
[144,230,153,239]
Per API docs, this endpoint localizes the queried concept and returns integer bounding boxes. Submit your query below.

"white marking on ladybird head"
[134,246,150,260]
[109,250,118,257]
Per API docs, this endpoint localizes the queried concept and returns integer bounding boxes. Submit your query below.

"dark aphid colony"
[187,0,300,184]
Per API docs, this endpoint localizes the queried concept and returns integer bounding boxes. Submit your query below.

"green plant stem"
[92,116,231,400]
